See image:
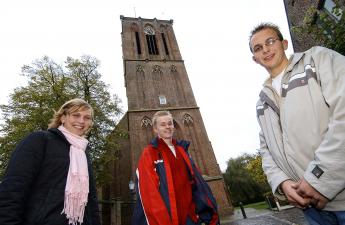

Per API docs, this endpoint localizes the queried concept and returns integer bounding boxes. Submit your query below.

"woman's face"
[61,108,93,136]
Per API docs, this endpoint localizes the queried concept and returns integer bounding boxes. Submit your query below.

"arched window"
[144,25,159,55]
[141,116,152,128]
[170,64,177,72]
[131,23,141,55]
[183,113,194,125]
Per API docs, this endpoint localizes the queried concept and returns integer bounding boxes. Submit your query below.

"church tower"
[109,16,232,221]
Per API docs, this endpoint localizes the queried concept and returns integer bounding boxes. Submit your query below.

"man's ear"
[252,55,258,64]
[282,39,288,50]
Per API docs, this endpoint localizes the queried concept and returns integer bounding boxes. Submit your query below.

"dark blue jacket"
[0,128,101,225]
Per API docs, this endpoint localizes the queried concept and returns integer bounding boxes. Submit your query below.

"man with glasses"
[250,22,345,224]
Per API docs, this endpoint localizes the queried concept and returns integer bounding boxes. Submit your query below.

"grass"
[235,201,269,210]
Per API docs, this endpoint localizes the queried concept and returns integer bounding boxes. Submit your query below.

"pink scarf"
[58,125,89,225]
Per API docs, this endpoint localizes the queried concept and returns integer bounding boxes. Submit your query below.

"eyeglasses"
[252,38,280,53]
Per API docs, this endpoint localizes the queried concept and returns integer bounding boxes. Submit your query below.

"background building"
[284,0,344,52]
[101,16,233,225]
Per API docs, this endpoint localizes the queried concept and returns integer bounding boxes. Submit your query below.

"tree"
[292,1,345,55]
[246,153,269,188]
[223,153,270,205]
[0,56,122,182]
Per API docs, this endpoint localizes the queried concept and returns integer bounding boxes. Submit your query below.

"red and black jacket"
[132,137,219,225]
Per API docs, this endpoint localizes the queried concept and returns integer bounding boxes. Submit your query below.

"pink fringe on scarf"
[59,126,89,225]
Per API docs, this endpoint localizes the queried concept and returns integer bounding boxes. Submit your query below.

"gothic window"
[183,113,194,125]
[161,33,169,55]
[152,65,162,73]
[146,35,159,55]
[136,65,144,72]
[141,116,152,128]
[131,23,141,55]
[135,32,142,54]
[170,65,177,72]
[159,95,167,105]
[144,25,159,55]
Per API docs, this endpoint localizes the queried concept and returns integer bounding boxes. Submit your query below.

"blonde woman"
[0,98,101,225]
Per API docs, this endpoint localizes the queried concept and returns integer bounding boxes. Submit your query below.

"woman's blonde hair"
[48,98,94,129]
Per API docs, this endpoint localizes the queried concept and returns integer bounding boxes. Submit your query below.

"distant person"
[132,110,219,225]
[250,22,345,224]
[0,98,101,225]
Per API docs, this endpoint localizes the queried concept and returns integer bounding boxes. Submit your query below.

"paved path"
[220,207,308,225]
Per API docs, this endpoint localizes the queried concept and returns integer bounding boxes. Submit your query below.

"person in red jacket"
[132,110,219,225]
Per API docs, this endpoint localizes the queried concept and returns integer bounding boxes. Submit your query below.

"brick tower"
[105,16,233,223]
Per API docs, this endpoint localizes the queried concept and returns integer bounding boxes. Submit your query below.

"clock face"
[144,26,155,35]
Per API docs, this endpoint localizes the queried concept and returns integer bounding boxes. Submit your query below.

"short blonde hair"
[152,110,173,127]
[48,98,94,129]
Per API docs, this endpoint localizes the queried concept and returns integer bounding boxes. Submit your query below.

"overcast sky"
[0,0,293,171]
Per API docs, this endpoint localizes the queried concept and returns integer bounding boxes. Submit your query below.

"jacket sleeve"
[0,132,46,225]
[86,153,101,225]
[177,141,219,225]
[304,47,345,199]
[258,130,289,199]
[135,148,173,225]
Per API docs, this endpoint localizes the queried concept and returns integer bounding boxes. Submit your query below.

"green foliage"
[0,55,123,183]
[246,153,269,187]
[291,2,345,55]
[223,153,270,206]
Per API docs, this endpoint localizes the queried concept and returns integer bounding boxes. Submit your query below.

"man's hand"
[280,179,311,208]
[295,178,329,209]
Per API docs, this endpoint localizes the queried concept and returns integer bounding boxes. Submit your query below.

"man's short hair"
[152,110,173,127]
[249,22,284,52]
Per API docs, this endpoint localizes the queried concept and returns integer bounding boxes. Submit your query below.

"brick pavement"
[221,207,308,225]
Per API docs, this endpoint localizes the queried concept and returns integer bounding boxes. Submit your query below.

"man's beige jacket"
[257,46,345,210]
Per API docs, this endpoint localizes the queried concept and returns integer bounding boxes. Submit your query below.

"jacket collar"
[150,137,176,148]
[150,137,190,152]
[47,128,91,153]
[48,128,70,145]
[262,52,305,87]
[285,52,305,73]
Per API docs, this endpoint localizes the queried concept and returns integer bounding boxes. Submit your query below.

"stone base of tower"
[205,176,234,216]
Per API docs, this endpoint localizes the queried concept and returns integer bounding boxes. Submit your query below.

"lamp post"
[129,180,135,193]
[128,180,136,206]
